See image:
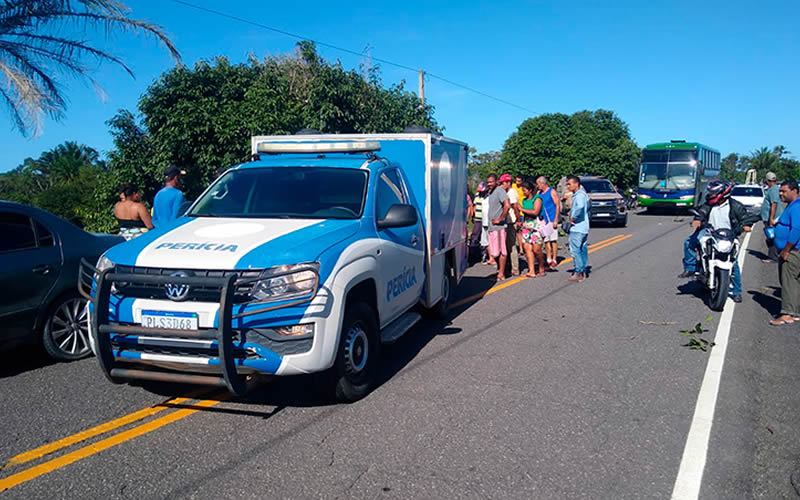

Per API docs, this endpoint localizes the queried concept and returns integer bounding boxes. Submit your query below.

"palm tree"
[748,147,779,179]
[0,0,181,136]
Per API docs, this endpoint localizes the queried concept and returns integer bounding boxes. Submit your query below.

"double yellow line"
[0,391,228,492]
[450,233,632,308]
[0,232,632,492]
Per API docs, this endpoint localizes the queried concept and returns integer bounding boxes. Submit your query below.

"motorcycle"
[625,190,638,211]
[689,210,740,311]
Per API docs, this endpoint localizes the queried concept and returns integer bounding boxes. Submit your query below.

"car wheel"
[331,302,380,403]
[42,295,92,361]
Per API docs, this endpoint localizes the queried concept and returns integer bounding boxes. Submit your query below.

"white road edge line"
[671,231,752,500]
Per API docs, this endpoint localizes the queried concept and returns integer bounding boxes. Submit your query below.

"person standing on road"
[512,175,525,207]
[152,165,185,227]
[470,183,487,261]
[486,173,511,281]
[537,176,561,269]
[769,180,800,326]
[566,175,590,282]
[761,172,784,263]
[501,173,521,276]
[519,181,545,278]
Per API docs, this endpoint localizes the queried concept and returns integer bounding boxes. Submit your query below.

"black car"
[0,201,123,360]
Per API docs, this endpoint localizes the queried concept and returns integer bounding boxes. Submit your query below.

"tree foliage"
[104,41,438,214]
[467,148,501,192]
[0,0,181,136]
[0,141,106,225]
[499,110,641,189]
[720,146,798,184]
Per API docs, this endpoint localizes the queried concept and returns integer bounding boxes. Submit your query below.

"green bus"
[638,140,720,209]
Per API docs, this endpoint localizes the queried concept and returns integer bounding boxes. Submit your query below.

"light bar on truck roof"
[256,141,381,154]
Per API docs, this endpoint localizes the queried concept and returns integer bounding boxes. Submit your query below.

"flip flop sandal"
[769,318,796,326]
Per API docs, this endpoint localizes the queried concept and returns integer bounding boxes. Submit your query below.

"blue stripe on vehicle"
[234,219,361,276]
[112,341,283,374]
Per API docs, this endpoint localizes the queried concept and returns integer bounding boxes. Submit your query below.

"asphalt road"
[2,210,799,499]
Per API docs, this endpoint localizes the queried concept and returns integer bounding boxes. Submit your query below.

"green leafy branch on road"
[680,315,715,351]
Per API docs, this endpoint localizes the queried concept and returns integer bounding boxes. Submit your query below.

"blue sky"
[2,0,798,172]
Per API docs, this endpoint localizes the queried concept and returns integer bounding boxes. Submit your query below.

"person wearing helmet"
[679,180,759,303]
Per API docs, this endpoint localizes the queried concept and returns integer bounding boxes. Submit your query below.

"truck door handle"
[32,264,51,275]
[410,235,418,246]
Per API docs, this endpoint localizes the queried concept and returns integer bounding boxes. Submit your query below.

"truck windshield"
[582,180,615,193]
[188,167,368,219]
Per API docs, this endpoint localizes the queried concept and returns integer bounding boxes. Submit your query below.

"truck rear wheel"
[332,302,380,403]
[423,267,454,319]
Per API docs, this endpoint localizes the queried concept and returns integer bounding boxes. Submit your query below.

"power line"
[170,0,536,115]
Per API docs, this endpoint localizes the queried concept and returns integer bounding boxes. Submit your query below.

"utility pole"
[418,69,425,106]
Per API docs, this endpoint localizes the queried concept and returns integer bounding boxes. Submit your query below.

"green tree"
[105,42,438,207]
[500,110,640,189]
[720,153,746,183]
[748,147,779,174]
[0,0,180,136]
[467,148,501,192]
[0,140,106,225]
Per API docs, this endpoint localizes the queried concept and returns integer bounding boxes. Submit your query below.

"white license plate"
[141,310,198,330]
[677,203,688,207]
[595,213,611,217]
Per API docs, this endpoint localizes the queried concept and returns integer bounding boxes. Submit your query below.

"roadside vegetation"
[0,41,438,232]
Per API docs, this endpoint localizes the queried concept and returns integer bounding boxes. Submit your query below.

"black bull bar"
[78,259,319,396]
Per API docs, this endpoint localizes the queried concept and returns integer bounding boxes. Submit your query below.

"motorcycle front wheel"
[709,267,730,311]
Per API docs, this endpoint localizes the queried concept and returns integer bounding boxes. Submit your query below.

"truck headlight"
[96,254,115,273]
[251,263,320,301]
[275,324,314,337]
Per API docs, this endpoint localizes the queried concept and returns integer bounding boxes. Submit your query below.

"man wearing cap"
[761,172,784,262]
[152,165,186,227]
[486,173,511,280]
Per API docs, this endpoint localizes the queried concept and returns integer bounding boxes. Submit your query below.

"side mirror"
[377,204,418,230]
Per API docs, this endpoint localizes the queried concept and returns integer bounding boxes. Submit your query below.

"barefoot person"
[519,181,545,277]
[537,176,561,269]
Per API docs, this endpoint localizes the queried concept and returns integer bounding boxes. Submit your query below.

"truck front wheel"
[331,302,380,402]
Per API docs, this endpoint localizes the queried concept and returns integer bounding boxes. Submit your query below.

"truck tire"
[423,267,454,319]
[332,302,380,403]
[709,268,730,311]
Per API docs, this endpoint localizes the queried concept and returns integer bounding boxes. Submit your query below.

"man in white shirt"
[500,173,521,276]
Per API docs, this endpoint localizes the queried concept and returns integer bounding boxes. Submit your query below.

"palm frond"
[0,0,182,135]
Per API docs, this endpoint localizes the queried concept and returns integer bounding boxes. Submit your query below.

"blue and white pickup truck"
[81,131,468,401]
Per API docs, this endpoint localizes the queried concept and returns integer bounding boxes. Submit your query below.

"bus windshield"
[189,167,368,219]
[639,149,698,191]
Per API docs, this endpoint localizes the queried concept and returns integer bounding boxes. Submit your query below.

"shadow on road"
[747,249,772,261]
[0,344,58,378]
[676,279,706,305]
[123,275,492,412]
[749,287,781,317]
